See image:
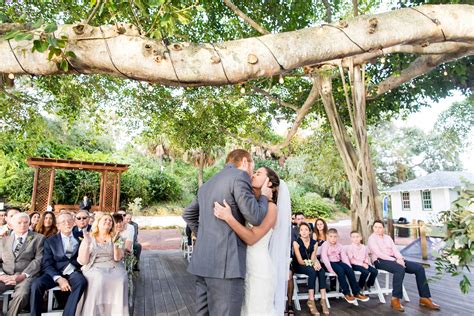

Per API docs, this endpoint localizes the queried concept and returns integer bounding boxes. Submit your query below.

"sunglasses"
[76,216,89,220]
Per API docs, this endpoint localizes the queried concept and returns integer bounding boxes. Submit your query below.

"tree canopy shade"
[0,5,473,86]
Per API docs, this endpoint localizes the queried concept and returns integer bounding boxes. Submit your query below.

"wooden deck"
[133,250,474,315]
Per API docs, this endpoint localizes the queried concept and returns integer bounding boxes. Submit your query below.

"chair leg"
[374,278,386,303]
[402,285,410,302]
[292,277,301,311]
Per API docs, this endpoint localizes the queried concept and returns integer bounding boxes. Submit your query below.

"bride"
[214,167,291,315]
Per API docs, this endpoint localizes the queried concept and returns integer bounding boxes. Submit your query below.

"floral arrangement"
[433,181,474,294]
[113,236,125,248]
[303,259,314,267]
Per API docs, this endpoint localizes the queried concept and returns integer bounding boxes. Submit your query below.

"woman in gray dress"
[77,213,129,315]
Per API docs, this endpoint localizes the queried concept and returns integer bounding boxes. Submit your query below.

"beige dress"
[79,239,129,316]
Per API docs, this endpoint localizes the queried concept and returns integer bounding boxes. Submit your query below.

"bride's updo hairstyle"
[263,167,280,203]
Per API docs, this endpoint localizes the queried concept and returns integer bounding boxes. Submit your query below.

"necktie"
[65,236,74,258]
[14,237,23,256]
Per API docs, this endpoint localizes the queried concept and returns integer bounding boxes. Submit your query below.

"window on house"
[422,190,432,211]
[402,192,410,210]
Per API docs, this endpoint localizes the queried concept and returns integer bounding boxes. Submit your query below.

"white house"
[384,171,474,223]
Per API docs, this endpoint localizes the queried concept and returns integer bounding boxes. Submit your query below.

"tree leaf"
[32,18,44,29]
[59,60,69,72]
[44,23,58,33]
[32,40,49,53]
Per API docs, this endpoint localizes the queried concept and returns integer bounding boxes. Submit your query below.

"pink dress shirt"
[346,243,370,266]
[367,233,403,262]
[320,242,351,274]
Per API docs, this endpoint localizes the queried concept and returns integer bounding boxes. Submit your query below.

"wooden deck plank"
[135,250,474,316]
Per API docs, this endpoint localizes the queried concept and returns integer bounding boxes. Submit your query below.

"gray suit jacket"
[0,231,45,277]
[182,164,268,279]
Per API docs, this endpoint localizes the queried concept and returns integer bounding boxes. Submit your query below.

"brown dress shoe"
[355,293,370,302]
[391,298,405,312]
[419,297,440,310]
[344,294,356,304]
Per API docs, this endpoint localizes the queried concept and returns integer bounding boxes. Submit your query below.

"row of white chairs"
[292,269,410,310]
[1,286,62,315]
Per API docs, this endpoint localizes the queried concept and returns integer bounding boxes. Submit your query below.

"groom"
[183,149,272,315]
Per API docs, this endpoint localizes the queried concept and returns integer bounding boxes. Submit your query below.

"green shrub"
[147,171,183,202]
[291,192,337,219]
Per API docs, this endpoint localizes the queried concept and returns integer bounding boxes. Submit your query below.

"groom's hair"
[226,149,252,166]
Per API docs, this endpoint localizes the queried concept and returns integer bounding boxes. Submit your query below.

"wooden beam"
[27,157,129,172]
[46,169,55,207]
[31,168,39,211]
[116,173,121,211]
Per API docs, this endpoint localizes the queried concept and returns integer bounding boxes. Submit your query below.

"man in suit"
[0,212,44,316]
[0,208,20,238]
[183,149,272,316]
[30,212,87,316]
[78,195,91,211]
[72,210,91,239]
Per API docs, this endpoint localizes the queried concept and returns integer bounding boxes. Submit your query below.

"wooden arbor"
[27,157,129,212]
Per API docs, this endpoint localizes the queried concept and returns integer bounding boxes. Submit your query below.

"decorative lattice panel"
[102,172,117,212]
[35,169,53,212]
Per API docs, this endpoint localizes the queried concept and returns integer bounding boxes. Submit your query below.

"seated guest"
[77,213,129,315]
[113,214,133,253]
[321,228,369,305]
[72,210,91,239]
[30,212,87,316]
[29,211,40,231]
[124,213,142,271]
[34,211,58,238]
[368,220,440,312]
[88,212,95,226]
[346,230,378,290]
[313,218,329,252]
[0,208,20,237]
[0,209,6,227]
[0,213,45,316]
[292,222,329,315]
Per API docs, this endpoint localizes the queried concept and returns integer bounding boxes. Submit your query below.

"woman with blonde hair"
[77,213,129,315]
[34,211,58,237]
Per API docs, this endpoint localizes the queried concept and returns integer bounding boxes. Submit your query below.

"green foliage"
[291,191,338,219]
[147,170,182,202]
[433,181,474,294]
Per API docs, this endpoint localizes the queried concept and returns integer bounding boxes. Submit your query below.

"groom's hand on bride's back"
[261,177,273,201]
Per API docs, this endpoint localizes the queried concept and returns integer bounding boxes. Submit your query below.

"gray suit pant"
[195,276,244,316]
[0,277,33,316]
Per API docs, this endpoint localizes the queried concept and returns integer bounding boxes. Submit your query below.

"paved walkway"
[135,217,416,250]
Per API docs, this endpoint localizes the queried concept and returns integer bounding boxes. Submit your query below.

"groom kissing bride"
[183,149,291,316]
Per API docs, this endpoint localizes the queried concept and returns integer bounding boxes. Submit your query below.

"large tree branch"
[0,5,472,86]
[250,86,299,111]
[375,47,474,97]
[321,42,474,67]
[223,0,270,35]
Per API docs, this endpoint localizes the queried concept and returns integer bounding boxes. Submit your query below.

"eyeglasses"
[76,217,88,220]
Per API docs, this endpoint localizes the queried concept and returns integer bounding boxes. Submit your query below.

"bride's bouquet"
[303,259,314,267]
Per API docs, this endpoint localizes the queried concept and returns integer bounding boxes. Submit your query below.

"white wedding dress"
[241,227,277,316]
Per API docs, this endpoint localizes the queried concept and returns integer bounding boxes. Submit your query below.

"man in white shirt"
[0,208,20,237]
[0,212,44,316]
[30,212,87,316]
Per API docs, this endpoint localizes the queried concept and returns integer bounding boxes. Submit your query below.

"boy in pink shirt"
[346,231,378,290]
[321,228,369,305]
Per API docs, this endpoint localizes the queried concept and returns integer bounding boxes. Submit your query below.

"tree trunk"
[0,5,472,85]
[197,153,205,188]
[315,68,381,241]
